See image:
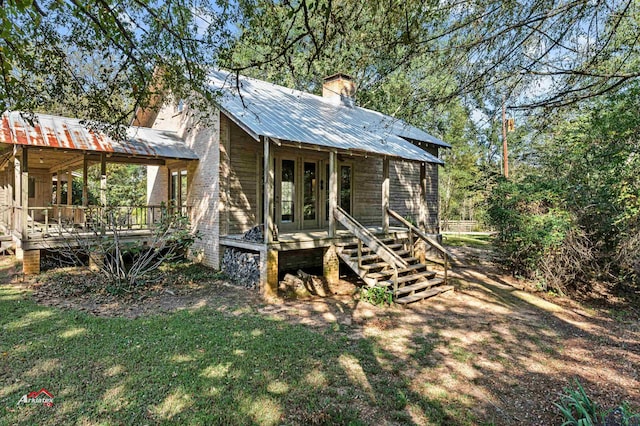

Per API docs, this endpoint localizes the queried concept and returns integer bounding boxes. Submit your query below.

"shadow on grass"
[2,255,638,426]
[0,284,469,425]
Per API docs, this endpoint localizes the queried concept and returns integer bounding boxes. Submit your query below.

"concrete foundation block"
[323,245,339,284]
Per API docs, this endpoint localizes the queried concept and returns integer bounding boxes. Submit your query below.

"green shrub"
[555,380,600,425]
[487,177,593,294]
[360,286,393,306]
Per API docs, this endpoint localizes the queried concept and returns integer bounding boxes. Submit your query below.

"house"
[0,71,452,303]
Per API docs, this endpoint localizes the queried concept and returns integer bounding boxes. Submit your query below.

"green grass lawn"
[442,233,494,248]
[0,285,479,426]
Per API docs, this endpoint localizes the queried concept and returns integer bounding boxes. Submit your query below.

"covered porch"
[219,132,447,298]
[0,112,198,272]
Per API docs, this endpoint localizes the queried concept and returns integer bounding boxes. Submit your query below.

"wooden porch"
[1,204,189,250]
[220,225,411,252]
[0,112,199,273]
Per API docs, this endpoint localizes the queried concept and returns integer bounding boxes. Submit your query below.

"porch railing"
[22,205,190,237]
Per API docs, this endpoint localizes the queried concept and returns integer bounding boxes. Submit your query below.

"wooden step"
[350,249,409,263]
[394,277,443,294]
[366,263,426,279]
[377,271,437,288]
[395,285,454,305]
[337,237,395,248]
[359,257,419,270]
[341,243,403,255]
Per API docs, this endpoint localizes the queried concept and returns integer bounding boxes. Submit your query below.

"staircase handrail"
[334,206,408,270]
[387,208,451,283]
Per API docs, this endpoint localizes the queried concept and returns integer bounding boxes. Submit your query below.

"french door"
[275,158,297,232]
[274,157,322,231]
[274,156,351,232]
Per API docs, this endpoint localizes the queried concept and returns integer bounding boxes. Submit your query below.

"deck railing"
[20,205,190,237]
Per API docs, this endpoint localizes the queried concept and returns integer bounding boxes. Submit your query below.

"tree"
[487,84,640,291]
[4,0,639,132]
[1,0,234,135]
[224,0,640,111]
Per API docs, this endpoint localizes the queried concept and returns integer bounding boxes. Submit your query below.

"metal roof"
[0,111,198,160]
[210,70,449,164]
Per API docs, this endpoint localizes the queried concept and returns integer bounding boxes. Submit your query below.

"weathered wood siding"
[223,117,261,235]
[28,171,52,221]
[352,157,382,226]
[388,159,439,232]
[389,160,421,224]
[424,162,439,233]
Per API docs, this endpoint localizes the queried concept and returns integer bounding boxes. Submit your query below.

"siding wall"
[352,157,383,227]
[389,160,421,224]
[424,162,439,233]
[224,117,261,235]
[28,171,52,221]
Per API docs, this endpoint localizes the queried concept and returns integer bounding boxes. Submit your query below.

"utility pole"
[502,96,509,179]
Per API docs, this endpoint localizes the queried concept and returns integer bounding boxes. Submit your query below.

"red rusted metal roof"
[1,111,198,160]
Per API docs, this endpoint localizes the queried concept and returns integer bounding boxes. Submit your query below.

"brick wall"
[149,102,222,269]
[147,165,168,205]
[22,249,40,274]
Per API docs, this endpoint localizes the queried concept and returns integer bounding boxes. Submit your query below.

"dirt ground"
[4,245,640,425]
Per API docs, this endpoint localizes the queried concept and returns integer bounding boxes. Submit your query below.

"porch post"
[382,156,390,233]
[82,155,88,207]
[325,150,339,284]
[56,170,61,206]
[21,148,28,240]
[263,137,274,245]
[328,151,337,237]
[419,162,427,231]
[66,170,72,205]
[263,137,278,299]
[55,169,61,229]
[100,153,107,206]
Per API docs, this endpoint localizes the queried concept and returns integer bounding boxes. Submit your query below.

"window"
[325,163,352,220]
[303,162,316,221]
[280,159,295,223]
[170,169,188,208]
[340,165,352,214]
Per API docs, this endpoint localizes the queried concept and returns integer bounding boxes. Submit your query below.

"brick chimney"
[322,73,356,106]
[131,68,166,128]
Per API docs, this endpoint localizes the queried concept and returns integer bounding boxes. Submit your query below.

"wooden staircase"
[333,207,454,305]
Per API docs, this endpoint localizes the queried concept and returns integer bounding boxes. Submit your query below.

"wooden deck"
[0,205,188,250]
[21,228,156,250]
[219,226,411,252]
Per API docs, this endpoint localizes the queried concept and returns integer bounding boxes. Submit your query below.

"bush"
[487,178,594,294]
[360,286,393,306]
[46,207,199,293]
